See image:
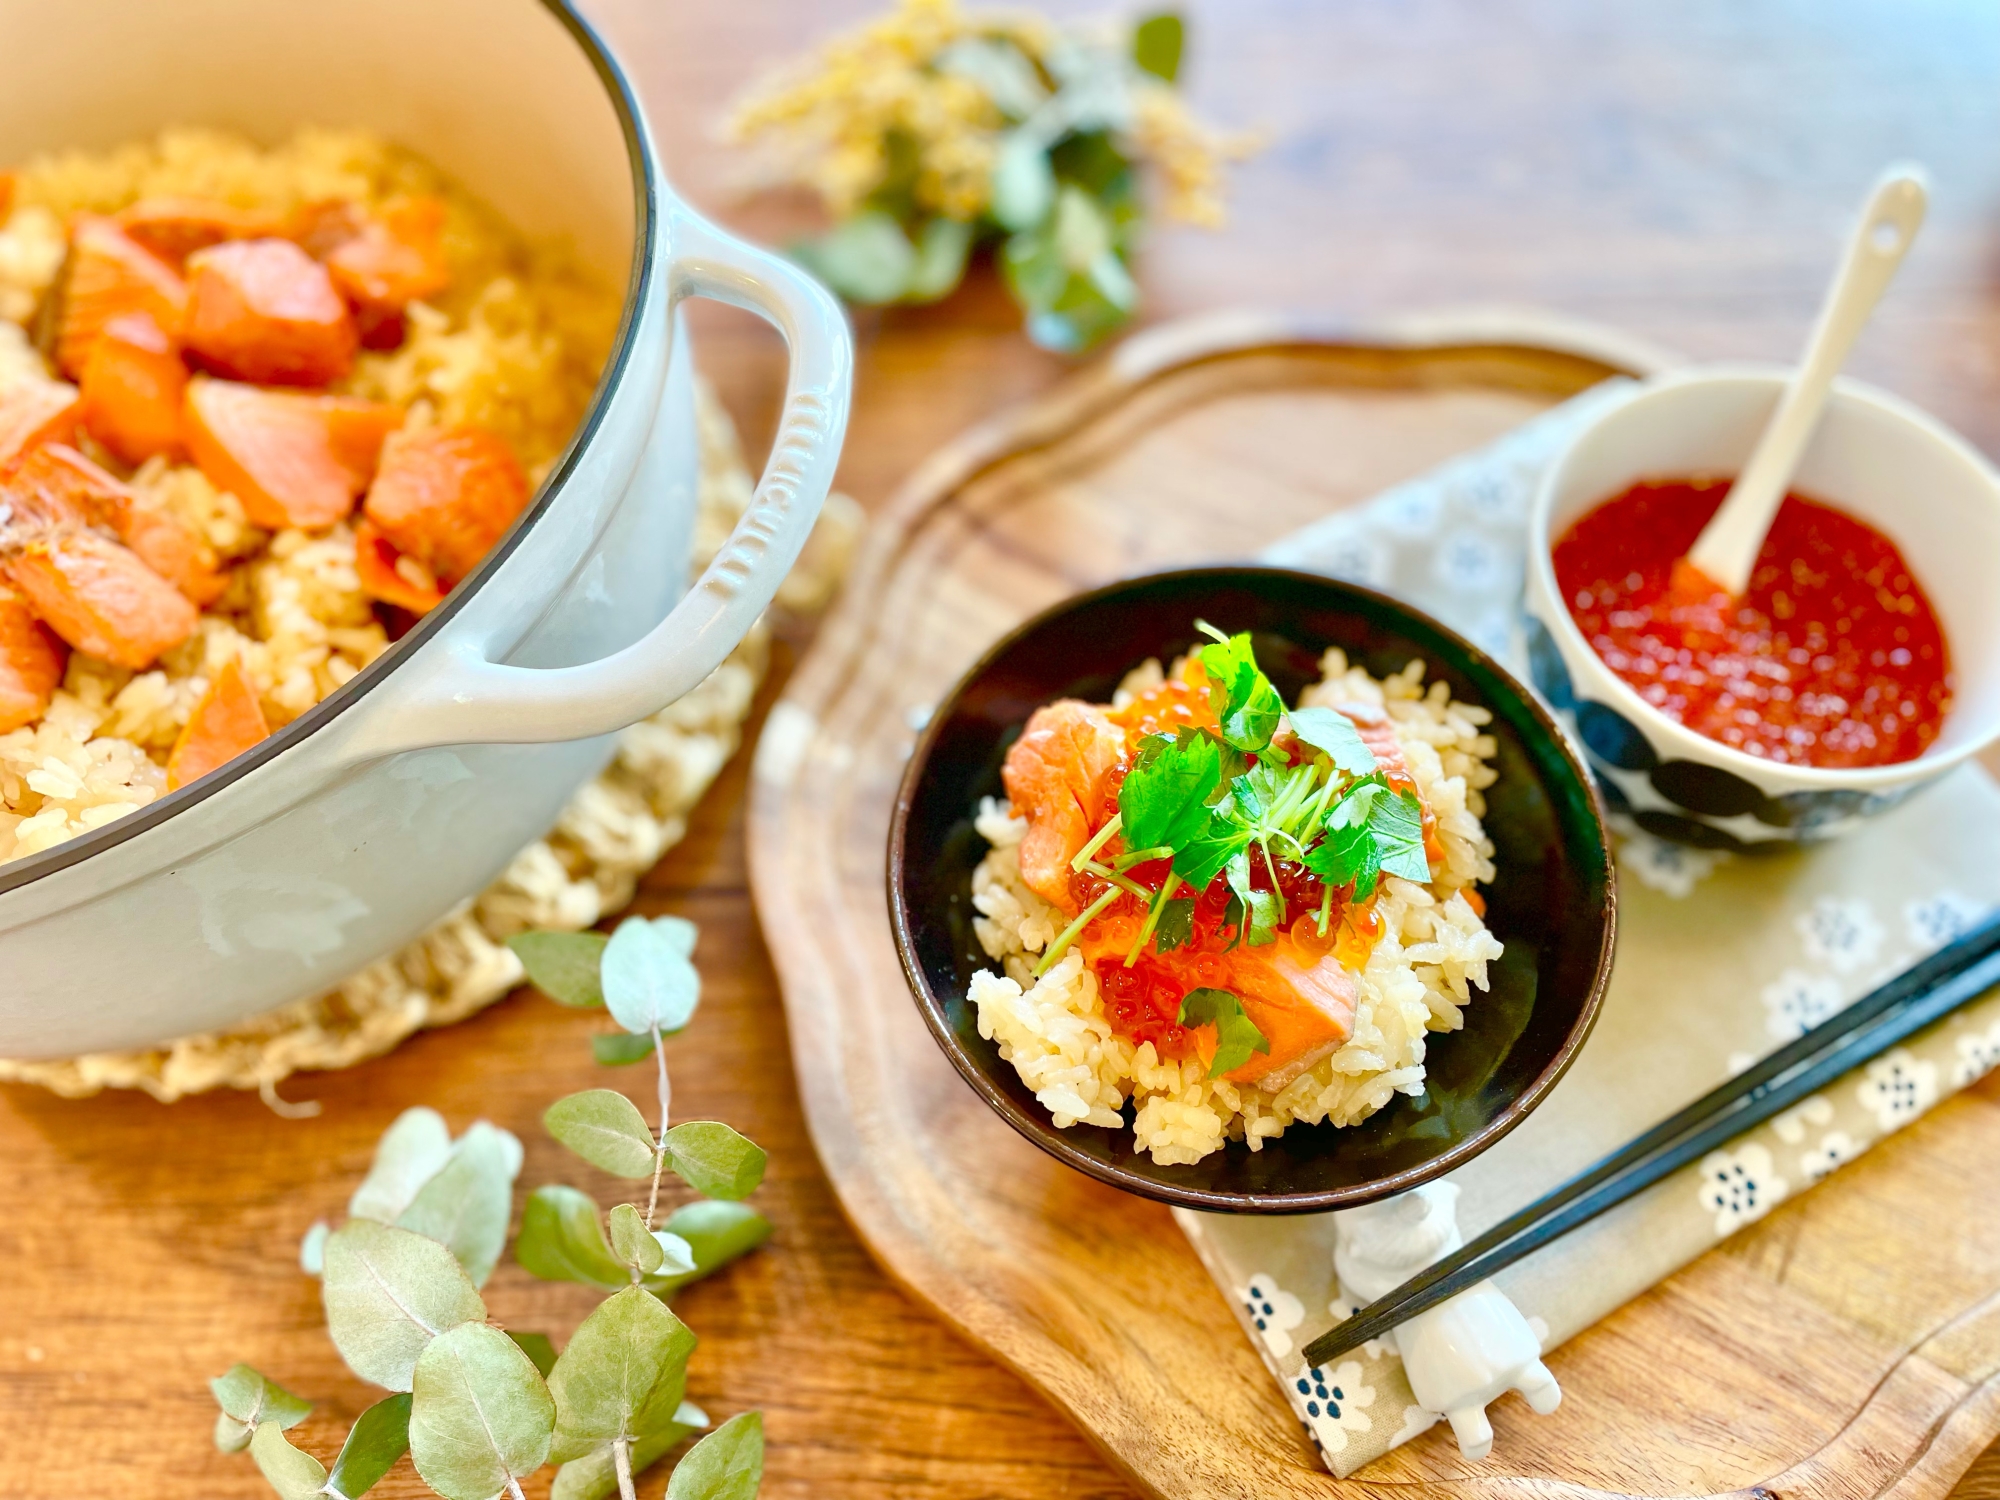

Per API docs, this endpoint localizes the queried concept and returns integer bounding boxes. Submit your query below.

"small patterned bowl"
[1524,367,2000,850]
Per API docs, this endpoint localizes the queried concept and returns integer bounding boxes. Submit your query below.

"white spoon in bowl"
[1680,164,1929,597]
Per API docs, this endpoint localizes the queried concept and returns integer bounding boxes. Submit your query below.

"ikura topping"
[998,625,1437,1086]
[1554,479,1952,768]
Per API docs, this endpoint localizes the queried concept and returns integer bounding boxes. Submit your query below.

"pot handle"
[343,206,851,755]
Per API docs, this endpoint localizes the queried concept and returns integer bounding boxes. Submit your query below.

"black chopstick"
[1301,907,2000,1370]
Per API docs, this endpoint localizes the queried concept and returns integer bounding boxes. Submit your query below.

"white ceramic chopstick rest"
[1332,1184,1561,1460]
[1685,164,1929,595]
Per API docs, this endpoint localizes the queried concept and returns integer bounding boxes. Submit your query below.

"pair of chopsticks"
[1301,907,2000,1370]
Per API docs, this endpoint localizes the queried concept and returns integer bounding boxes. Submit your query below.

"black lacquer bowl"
[888,567,1618,1213]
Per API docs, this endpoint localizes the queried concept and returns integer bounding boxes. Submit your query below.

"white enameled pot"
[0,0,852,1054]
[1524,367,2000,850]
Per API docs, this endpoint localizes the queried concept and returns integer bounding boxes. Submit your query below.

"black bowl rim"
[886,563,1618,1214]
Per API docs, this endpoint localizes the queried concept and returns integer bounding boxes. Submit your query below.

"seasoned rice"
[0,128,618,866]
[968,650,1506,1165]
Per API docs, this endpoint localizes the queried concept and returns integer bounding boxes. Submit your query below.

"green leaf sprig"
[212,916,770,1500]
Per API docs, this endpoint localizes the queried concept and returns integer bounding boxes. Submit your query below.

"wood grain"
[4,1,2000,1497]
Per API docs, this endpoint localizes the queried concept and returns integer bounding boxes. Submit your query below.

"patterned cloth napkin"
[1174,382,2000,1477]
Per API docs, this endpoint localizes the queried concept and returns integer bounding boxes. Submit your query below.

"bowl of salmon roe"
[1525,366,2000,850]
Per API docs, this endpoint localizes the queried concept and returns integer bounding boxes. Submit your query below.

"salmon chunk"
[363,425,529,585]
[326,198,450,348]
[117,197,283,269]
[184,377,401,529]
[2,528,197,669]
[1001,699,1128,913]
[0,380,82,466]
[184,238,357,386]
[0,588,65,733]
[167,656,269,790]
[52,216,189,380]
[353,517,445,615]
[4,443,223,606]
[79,311,187,465]
[1213,943,1359,1088]
[286,199,371,261]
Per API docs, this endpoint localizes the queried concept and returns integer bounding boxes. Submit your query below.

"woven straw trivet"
[0,379,860,1106]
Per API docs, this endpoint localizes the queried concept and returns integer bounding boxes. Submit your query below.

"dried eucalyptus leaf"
[396,1121,522,1287]
[546,1089,659,1179]
[409,1322,555,1500]
[600,917,700,1038]
[515,1184,628,1292]
[508,930,609,1007]
[649,1201,773,1297]
[905,218,974,304]
[791,211,914,306]
[508,1330,559,1379]
[652,1231,697,1277]
[349,1107,452,1222]
[662,1122,767,1201]
[549,1401,707,1500]
[323,1220,486,1392]
[547,1286,698,1464]
[593,1031,656,1067]
[609,1202,665,1275]
[249,1420,328,1500]
[326,1392,412,1500]
[990,131,1056,232]
[299,1221,329,1277]
[665,1411,764,1500]
[651,915,697,958]
[1132,11,1184,82]
[937,35,1047,119]
[210,1363,311,1453]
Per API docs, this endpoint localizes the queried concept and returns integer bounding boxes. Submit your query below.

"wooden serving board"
[745,311,2000,1500]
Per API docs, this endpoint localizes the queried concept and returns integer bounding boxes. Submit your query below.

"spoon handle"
[1686,164,1928,595]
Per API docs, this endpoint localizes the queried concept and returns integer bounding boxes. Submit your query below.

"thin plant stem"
[507,1481,527,1500]
[1069,812,1122,871]
[613,1437,638,1500]
[645,1022,670,1231]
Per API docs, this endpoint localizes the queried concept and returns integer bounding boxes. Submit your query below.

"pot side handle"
[342,206,852,755]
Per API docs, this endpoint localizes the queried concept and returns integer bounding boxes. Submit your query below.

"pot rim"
[0,0,658,901]
[1527,363,2000,793]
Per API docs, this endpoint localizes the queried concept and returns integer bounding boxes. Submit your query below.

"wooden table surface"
[5,3,2000,1497]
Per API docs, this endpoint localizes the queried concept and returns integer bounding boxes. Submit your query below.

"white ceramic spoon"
[1683,164,1930,596]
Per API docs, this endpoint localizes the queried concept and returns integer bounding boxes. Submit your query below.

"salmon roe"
[1553,479,1952,768]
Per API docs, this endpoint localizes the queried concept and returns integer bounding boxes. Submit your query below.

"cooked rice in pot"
[967,650,1506,1166]
[0,128,617,866]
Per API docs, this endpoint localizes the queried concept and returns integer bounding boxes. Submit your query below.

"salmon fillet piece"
[184,238,358,387]
[327,198,450,349]
[4,443,223,605]
[363,424,529,585]
[53,216,189,380]
[117,197,284,270]
[1213,941,1359,1088]
[0,587,65,733]
[79,311,187,465]
[167,656,270,790]
[353,516,445,615]
[184,377,401,530]
[0,380,82,467]
[1,529,197,670]
[1001,699,1127,913]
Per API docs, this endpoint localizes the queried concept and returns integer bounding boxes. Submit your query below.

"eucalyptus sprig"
[210,916,770,1500]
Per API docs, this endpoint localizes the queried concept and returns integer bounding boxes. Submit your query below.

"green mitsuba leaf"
[1172,811,1250,892]
[395,1120,522,1288]
[249,1420,327,1500]
[1370,785,1432,883]
[666,1410,765,1500]
[211,1363,312,1454]
[1117,729,1221,853]
[509,930,609,1008]
[610,1202,665,1276]
[348,1107,453,1223]
[593,1031,658,1067]
[662,1122,768,1202]
[509,1331,559,1380]
[546,1089,659,1179]
[1304,817,1380,902]
[550,1401,708,1500]
[1177,988,1270,1078]
[409,1322,555,1500]
[516,1185,629,1292]
[1197,628,1283,754]
[322,1220,486,1393]
[1286,706,1378,779]
[1151,896,1196,953]
[601,916,701,1038]
[547,1286,698,1464]
[1132,11,1185,82]
[327,1392,412,1500]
